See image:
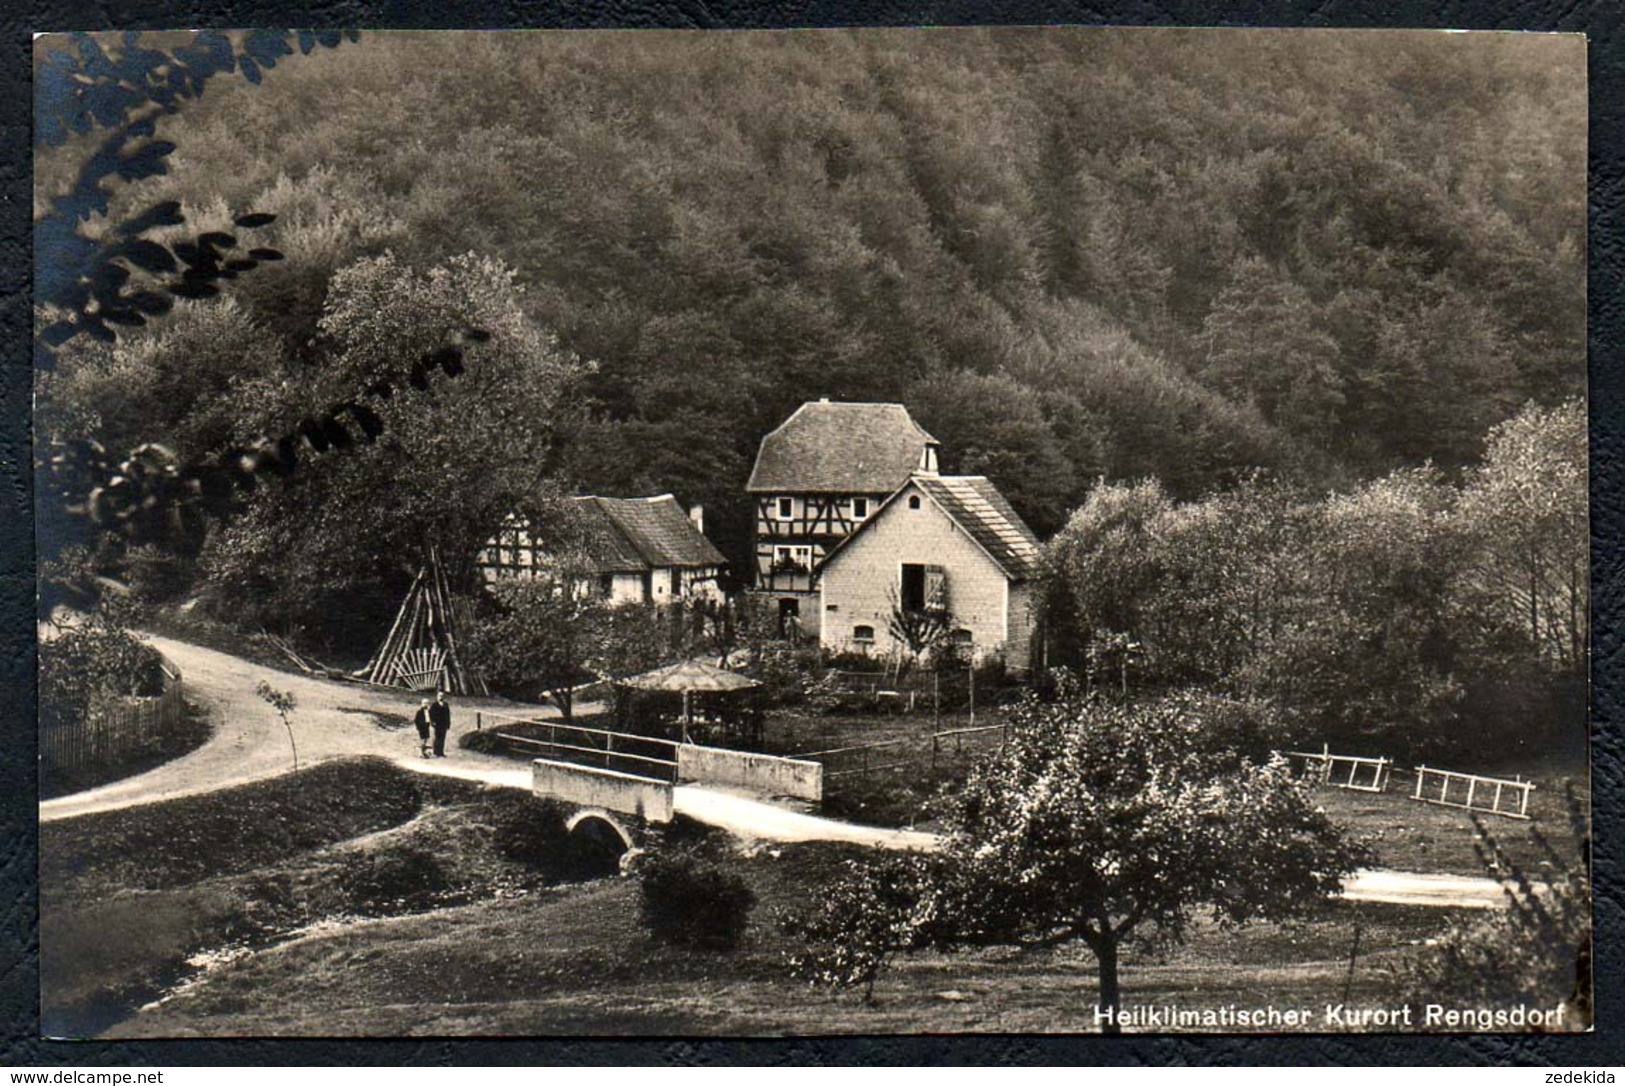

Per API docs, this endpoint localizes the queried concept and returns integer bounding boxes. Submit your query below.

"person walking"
[429,689,453,758]
[412,697,432,758]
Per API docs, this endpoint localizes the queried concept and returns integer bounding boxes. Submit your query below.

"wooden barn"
[477,494,726,606]
[746,399,940,630]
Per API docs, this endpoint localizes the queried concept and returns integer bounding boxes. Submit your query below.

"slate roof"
[912,476,1044,581]
[747,400,938,494]
[574,495,726,574]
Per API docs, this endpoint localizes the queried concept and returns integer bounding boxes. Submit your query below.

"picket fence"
[40,658,185,776]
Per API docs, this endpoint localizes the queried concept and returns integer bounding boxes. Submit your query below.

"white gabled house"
[815,473,1044,672]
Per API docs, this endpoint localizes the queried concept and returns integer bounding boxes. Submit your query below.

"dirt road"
[39,635,565,823]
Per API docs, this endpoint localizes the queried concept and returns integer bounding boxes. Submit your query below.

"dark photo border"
[4,0,1620,1067]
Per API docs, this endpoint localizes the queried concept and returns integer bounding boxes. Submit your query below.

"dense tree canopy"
[1044,400,1587,758]
[37,28,1585,586]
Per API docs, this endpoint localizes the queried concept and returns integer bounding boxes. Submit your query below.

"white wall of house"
[604,572,650,605]
[485,559,723,607]
[817,485,1016,664]
[1006,580,1037,673]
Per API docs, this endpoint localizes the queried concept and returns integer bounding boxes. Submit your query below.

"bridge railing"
[476,710,680,784]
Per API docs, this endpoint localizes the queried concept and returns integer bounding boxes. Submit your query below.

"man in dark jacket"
[429,690,453,757]
[412,698,432,758]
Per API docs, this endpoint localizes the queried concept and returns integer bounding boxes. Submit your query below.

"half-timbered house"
[815,474,1043,671]
[745,399,940,629]
[477,494,725,606]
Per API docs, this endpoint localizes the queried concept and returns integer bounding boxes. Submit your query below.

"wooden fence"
[40,659,185,777]
[802,721,1011,781]
[1282,741,1538,820]
[1412,764,1535,820]
[1281,747,1393,793]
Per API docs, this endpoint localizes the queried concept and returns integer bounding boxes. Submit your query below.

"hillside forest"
[34,29,1587,756]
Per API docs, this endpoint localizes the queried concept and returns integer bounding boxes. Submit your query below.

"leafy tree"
[788,692,1366,1031]
[1196,258,1344,445]
[457,582,604,723]
[1246,468,1465,750]
[31,30,500,583]
[1452,399,1587,676]
[34,30,352,381]
[464,577,673,722]
[37,597,161,734]
[1043,478,1172,675]
[905,371,1082,536]
[193,251,579,635]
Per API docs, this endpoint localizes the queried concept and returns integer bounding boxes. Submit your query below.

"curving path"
[39,635,564,823]
[38,636,1518,903]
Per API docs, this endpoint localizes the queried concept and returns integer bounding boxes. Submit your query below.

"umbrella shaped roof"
[616,658,762,693]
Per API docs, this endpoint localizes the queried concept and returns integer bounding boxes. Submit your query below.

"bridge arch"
[565,808,635,853]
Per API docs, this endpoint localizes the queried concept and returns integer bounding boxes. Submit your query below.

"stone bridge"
[531,732,849,861]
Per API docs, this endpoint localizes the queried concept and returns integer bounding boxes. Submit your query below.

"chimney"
[689,503,705,535]
[919,442,941,476]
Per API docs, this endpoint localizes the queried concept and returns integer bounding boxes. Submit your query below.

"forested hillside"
[35,28,1585,633]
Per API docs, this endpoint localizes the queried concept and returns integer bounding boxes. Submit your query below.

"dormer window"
[852,497,869,519]
[777,497,794,520]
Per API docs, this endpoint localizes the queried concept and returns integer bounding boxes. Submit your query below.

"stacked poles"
[362,546,489,696]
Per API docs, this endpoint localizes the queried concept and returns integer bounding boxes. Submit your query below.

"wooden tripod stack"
[361,548,489,696]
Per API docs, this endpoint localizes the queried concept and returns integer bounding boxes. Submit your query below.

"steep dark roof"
[575,495,725,573]
[747,400,938,494]
[913,476,1043,581]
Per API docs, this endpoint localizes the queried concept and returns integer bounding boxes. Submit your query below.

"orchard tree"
[788,692,1366,1031]
[465,578,671,722]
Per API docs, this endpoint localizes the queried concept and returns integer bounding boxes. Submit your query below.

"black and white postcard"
[33,27,1590,1038]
